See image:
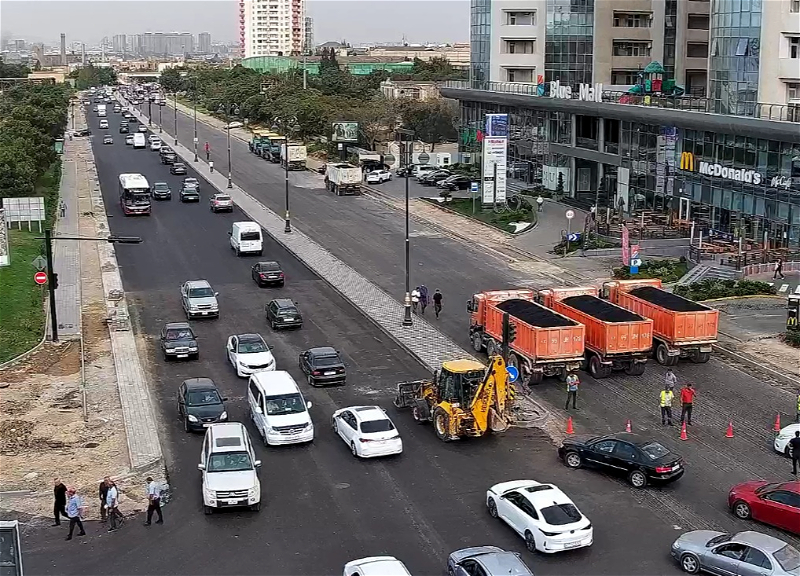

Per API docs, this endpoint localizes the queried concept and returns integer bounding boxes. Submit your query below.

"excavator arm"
[468,356,512,433]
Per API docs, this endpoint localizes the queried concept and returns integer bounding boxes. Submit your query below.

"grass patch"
[674,279,776,301]
[426,197,533,233]
[0,229,47,363]
[614,258,688,284]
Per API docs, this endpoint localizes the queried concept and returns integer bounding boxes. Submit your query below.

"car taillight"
[336,368,344,373]
[312,370,321,376]
[359,438,375,443]
[279,273,284,278]
[260,274,268,279]
[655,466,672,473]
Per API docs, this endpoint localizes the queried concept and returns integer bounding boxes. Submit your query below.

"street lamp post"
[193,78,198,162]
[158,101,163,134]
[272,117,298,233]
[148,99,152,126]
[218,103,240,189]
[173,92,178,146]
[396,128,415,327]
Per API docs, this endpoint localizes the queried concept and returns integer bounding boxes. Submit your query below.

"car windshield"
[187,390,221,406]
[165,328,193,341]
[360,419,394,433]
[640,442,670,460]
[774,544,800,572]
[154,183,169,190]
[188,287,214,298]
[313,355,340,367]
[706,534,732,547]
[174,163,185,169]
[755,482,782,494]
[261,262,280,271]
[184,184,198,190]
[206,451,252,473]
[540,503,583,525]
[279,307,298,316]
[265,393,306,415]
[238,339,267,354]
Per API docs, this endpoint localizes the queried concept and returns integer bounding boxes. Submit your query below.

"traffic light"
[508,322,517,343]
[52,273,59,289]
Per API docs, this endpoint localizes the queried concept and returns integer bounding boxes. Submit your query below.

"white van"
[229,221,263,256]
[198,422,261,514]
[413,165,437,179]
[247,371,314,446]
[132,133,146,149]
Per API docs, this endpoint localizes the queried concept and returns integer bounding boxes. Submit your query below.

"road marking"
[779,284,789,293]
[768,282,774,287]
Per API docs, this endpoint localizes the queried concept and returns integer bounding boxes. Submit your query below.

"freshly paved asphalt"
[147,99,800,538]
[18,107,693,576]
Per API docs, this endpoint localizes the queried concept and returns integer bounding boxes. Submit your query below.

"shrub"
[673,279,776,301]
[782,330,800,348]
[613,258,688,284]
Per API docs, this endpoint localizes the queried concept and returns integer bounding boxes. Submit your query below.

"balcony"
[685,28,710,43]
[779,58,800,80]
[687,0,710,14]
[611,55,652,68]
[684,57,708,70]
[611,28,655,41]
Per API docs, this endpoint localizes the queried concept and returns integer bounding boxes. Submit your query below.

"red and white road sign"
[34,271,47,285]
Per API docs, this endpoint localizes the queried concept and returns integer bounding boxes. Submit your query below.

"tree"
[398,99,457,151]
[351,97,397,151]
[69,64,117,89]
[0,57,31,78]
[159,67,184,93]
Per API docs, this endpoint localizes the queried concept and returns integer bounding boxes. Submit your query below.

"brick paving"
[52,151,81,338]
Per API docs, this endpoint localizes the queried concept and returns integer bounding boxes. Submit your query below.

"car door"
[738,547,774,576]
[159,327,166,350]
[337,411,357,444]
[611,441,640,474]
[756,490,800,532]
[299,351,311,374]
[706,543,747,576]
[585,439,618,469]
[180,283,189,312]
[266,302,276,323]
[251,263,260,282]
[498,491,528,534]
[227,336,238,366]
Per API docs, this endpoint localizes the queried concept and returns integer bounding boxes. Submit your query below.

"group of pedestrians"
[658,370,696,426]
[410,286,443,319]
[54,476,163,542]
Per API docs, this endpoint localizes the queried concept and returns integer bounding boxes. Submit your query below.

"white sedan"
[150,140,162,151]
[486,480,593,554]
[331,406,403,458]
[774,423,800,456]
[226,333,276,377]
[343,557,411,576]
[366,169,391,184]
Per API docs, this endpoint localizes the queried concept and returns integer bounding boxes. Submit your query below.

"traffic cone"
[726,421,734,438]
[680,422,688,441]
[566,417,574,434]
[625,419,632,433]
[774,414,782,433]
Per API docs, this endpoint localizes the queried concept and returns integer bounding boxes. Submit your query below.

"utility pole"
[44,229,59,342]
[501,312,510,364]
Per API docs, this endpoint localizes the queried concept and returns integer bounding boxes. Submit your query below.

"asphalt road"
[133,99,800,540]
[19,106,692,576]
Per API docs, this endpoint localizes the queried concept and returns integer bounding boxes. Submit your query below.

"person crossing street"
[659,383,675,426]
[565,372,579,410]
[790,431,800,476]
[64,487,86,541]
[680,382,696,426]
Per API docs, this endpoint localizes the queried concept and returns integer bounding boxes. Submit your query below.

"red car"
[728,480,800,535]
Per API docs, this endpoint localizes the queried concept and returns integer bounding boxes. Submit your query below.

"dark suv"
[177,378,228,432]
[151,182,172,200]
[160,322,199,361]
[265,298,303,330]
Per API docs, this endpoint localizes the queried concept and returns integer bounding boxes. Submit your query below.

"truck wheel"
[589,355,609,379]
[433,407,453,442]
[471,332,483,352]
[528,372,543,385]
[655,342,670,365]
[486,339,499,358]
[625,362,646,376]
[691,350,711,363]
[507,353,521,373]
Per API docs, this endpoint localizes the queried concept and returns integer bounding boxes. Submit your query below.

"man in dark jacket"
[53,478,69,526]
[99,476,110,522]
[790,431,800,476]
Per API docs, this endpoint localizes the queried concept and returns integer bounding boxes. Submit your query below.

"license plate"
[226,499,239,505]
[177,354,188,358]
[324,371,335,376]
[564,541,581,549]
[268,275,278,279]
[200,311,208,315]
[672,464,681,471]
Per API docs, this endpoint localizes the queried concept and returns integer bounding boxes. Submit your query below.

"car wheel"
[163,351,170,362]
[628,470,648,488]
[183,418,189,432]
[655,342,670,365]
[487,498,498,518]
[350,442,358,457]
[732,500,752,519]
[680,553,700,574]
[308,374,315,387]
[524,530,537,552]
[564,451,582,468]
[204,506,213,515]
[270,320,276,330]
[331,418,338,434]
[250,502,261,512]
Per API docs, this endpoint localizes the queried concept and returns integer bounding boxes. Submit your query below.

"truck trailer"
[325,163,362,196]
[97,103,107,117]
[468,289,585,384]
[539,287,653,378]
[280,143,307,170]
[602,279,718,366]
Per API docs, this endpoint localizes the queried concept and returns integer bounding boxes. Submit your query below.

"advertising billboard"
[331,122,359,143]
[0,209,8,267]
[482,136,508,204]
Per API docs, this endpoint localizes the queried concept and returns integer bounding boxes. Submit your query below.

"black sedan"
[170,162,187,175]
[176,378,228,432]
[440,175,472,191]
[251,261,284,287]
[180,184,200,202]
[558,432,684,488]
[298,346,346,386]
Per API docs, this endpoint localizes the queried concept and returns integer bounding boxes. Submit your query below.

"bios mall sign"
[549,81,603,102]
[680,152,763,185]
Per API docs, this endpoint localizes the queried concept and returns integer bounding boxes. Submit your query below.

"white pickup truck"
[325,163,362,196]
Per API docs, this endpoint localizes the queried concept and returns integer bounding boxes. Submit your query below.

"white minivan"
[413,165,437,179]
[229,221,263,256]
[198,422,261,514]
[132,133,146,149]
[247,371,314,446]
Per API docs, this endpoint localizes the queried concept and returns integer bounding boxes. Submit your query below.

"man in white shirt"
[144,476,163,526]
[106,480,120,532]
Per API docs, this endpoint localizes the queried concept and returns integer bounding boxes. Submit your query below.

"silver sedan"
[671,530,800,575]
[447,546,534,576]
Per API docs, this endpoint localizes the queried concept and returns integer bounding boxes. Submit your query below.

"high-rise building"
[137,32,194,56]
[241,0,306,58]
[113,34,127,54]
[198,32,212,53]
[304,17,313,54]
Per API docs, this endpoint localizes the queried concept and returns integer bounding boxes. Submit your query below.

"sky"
[0,0,469,47]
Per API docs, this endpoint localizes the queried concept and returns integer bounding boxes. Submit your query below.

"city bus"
[119,173,152,216]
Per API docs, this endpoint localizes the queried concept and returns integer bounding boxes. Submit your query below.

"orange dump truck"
[538,286,653,378]
[467,289,585,384]
[602,279,719,366]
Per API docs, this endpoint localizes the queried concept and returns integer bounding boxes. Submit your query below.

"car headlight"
[239,361,248,368]
[248,486,258,498]
[219,411,228,420]
[264,426,273,434]
[777,433,791,440]
[204,488,216,500]
[188,347,197,352]
[187,415,199,423]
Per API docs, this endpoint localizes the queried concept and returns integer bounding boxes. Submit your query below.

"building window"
[687,14,709,29]
[788,83,800,100]
[791,37,800,59]
[686,42,709,58]
[613,12,653,27]
[612,41,652,57]
[611,69,640,84]
[505,68,535,82]
[791,0,800,13]
[503,39,536,54]
[505,11,535,25]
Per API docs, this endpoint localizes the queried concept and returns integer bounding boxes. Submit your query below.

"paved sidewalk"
[51,150,81,339]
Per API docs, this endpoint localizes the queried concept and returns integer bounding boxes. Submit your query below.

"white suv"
[248,371,314,446]
[198,422,261,514]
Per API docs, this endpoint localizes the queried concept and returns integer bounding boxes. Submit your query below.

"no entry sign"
[34,271,47,285]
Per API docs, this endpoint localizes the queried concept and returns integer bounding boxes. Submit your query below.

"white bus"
[118,173,151,216]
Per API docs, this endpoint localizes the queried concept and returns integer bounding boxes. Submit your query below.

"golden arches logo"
[680,152,695,172]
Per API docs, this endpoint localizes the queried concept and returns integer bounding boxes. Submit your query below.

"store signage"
[482,136,508,204]
[771,175,791,189]
[679,151,763,185]
[549,81,603,102]
[680,152,695,171]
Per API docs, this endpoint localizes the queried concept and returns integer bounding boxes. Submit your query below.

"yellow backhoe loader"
[393,356,514,441]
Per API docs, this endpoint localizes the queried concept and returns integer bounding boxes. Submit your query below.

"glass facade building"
[709,0,762,116]
[470,0,492,88]
[544,0,595,85]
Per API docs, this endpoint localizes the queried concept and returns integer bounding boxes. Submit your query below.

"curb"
[700,294,784,303]
[418,197,538,237]
[0,305,49,371]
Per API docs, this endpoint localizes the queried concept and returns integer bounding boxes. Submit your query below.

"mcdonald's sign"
[680,152,695,172]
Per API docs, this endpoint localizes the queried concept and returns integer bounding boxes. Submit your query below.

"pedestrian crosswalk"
[769,283,798,294]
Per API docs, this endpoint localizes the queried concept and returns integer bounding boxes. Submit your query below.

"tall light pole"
[158,99,163,134]
[148,99,152,126]
[218,103,240,189]
[193,78,198,162]
[173,91,178,146]
[396,128,415,327]
[272,117,298,233]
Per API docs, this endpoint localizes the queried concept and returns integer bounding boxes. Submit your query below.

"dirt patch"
[738,337,800,377]
[0,341,80,384]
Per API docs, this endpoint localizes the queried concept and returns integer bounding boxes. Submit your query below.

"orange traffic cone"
[726,421,734,438]
[680,422,688,441]
[774,414,782,433]
[566,417,574,434]
[625,419,632,433]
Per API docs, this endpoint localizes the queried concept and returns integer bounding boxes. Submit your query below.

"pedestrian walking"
[665,368,678,390]
[411,287,420,314]
[617,196,625,215]
[64,488,86,541]
[143,477,163,526]
[565,372,579,410]
[680,382,696,426]
[536,196,544,212]
[774,258,785,280]
[204,141,210,161]
[433,289,443,319]
[52,478,69,526]
[105,479,120,532]
[419,285,429,315]
[790,431,800,475]
[59,200,66,218]
[99,476,109,523]
[659,384,675,426]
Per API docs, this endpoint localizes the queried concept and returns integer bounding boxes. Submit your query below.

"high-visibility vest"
[797,394,800,412]
[660,390,674,407]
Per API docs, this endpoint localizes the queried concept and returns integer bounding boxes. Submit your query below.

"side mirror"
[254,460,262,467]
[255,406,263,414]
[197,463,205,471]
[269,345,274,350]
[306,401,313,409]
[222,397,229,401]
[214,292,219,297]
[228,231,232,236]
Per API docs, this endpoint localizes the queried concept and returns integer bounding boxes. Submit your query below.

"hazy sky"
[0,1,469,46]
